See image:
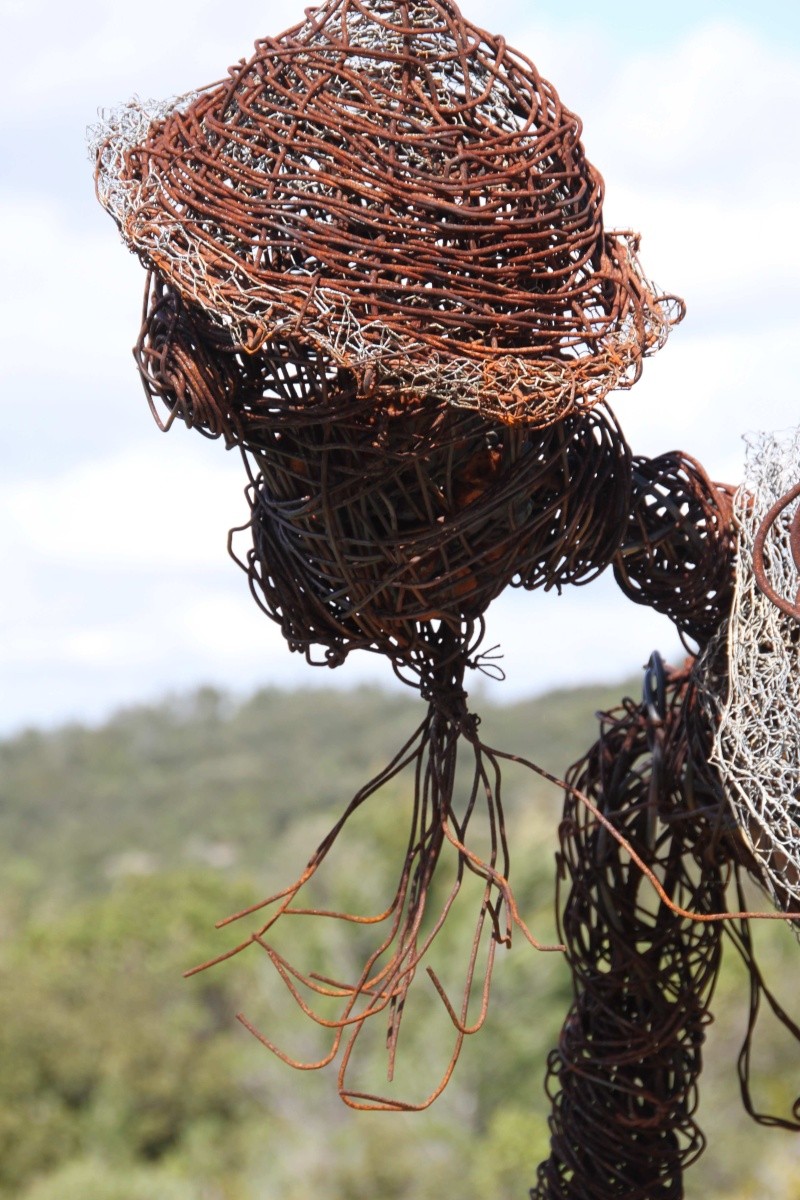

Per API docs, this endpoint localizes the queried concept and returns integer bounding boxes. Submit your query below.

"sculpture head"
[92,0,682,678]
[93,0,681,430]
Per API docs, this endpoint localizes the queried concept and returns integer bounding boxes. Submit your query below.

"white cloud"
[2,1,293,120]
[0,194,144,384]
[606,187,800,306]
[612,324,800,483]
[591,23,800,188]
[483,579,684,699]
[2,4,799,733]
[1,442,245,570]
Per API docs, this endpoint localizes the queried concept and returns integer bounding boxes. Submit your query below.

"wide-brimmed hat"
[92,0,682,425]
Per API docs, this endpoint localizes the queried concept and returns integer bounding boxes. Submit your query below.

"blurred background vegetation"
[2,679,799,1198]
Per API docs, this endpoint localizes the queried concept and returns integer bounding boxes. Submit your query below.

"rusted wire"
[185,638,564,1110]
[93,0,800,1155]
[533,658,800,1199]
[752,479,800,621]
[95,0,682,427]
[613,452,736,645]
[234,398,631,675]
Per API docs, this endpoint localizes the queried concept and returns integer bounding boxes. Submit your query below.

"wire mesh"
[708,427,800,916]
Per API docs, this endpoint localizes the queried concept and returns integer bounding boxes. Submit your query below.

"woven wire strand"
[93,0,682,425]
[534,665,728,1199]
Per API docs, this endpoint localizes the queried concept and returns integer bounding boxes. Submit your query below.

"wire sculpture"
[534,659,727,1199]
[535,655,800,1198]
[93,0,681,427]
[91,0,800,1185]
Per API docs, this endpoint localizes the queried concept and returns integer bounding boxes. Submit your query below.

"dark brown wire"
[135,271,367,442]
[134,271,633,675]
[236,398,631,676]
[613,452,736,645]
[96,0,800,1157]
[533,659,800,1199]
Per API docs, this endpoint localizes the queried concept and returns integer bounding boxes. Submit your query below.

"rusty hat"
[92,0,683,425]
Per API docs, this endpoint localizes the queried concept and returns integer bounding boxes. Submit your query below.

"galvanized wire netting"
[709,427,800,917]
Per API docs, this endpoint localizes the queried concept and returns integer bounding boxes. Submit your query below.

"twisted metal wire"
[186,636,564,1111]
[236,398,631,675]
[533,658,800,1198]
[94,0,682,426]
[613,452,736,645]
[533,660,728,1200]
[135,271,366,442]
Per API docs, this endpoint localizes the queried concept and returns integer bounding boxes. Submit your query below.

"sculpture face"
[137,273,633,671]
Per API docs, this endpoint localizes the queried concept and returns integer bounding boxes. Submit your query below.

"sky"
[0,0,798,735]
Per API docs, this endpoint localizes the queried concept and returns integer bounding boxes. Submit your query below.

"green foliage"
[470,1106,551,1198]
[21,1159,196,1200]
[0,680,633,907]
[1,681,798,1199]
[0,870,261,1199]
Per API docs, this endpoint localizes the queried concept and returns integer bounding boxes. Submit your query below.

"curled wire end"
[752,479,800,621]
[469,643,506,682]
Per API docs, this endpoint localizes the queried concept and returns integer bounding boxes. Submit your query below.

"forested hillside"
[2,680,798,1199]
